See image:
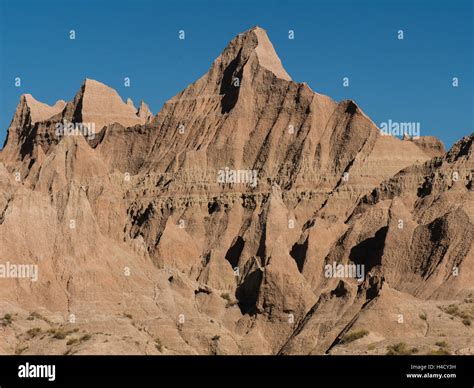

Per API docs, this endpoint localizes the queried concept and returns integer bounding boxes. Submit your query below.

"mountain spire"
[248,26,291,81]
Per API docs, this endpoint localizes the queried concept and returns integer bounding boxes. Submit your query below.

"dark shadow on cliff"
[220,49,243,114]
[349,226,388,273]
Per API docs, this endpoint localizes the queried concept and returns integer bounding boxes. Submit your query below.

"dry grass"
[429,348,451,355]
[441,304,469,319]
[27,312,52,324]
[386,342,418,355]
[26,328,42,338]
[66,338,79,346]
[220,292,238,308]
[48,328,76,340]
[2,314,13,326]
[341,329,369,344]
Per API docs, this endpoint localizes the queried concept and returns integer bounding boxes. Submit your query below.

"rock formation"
[137,101,154,123]
[0,26,472,356]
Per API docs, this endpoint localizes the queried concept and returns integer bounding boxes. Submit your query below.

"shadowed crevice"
[290,236,308,272]
[225,236,245,268]
[220,49,243,114]
[236,269,263,315]
[349,226,388,273]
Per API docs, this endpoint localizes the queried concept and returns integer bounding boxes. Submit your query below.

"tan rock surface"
[0,26,471,355]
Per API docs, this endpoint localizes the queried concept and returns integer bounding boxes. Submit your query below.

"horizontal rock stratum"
[0,26,472,355]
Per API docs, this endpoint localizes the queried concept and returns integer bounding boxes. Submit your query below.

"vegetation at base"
[2,314,13,326]
[155,337,163,352]
[386,342,419,355]
[340,329,369,344]
[26,328,42,338]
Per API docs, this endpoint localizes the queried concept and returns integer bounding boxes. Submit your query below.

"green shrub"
[27,312,52,324]
[341,329,369,344]
[49,328,74,340]
[443,304,459,315]
[220,293,231,302]
[386,342,418,355]
[220,292,238,308]
[26,328,42,338]
[442,304,469,319]
[2,314,13,326]
[66,338,79,346]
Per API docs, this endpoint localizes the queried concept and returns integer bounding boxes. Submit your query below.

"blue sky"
[0,0,472,148]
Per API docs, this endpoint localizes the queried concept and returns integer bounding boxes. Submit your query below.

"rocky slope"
[0,26,472,355]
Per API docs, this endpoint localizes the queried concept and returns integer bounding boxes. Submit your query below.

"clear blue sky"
[0,0,472,149]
